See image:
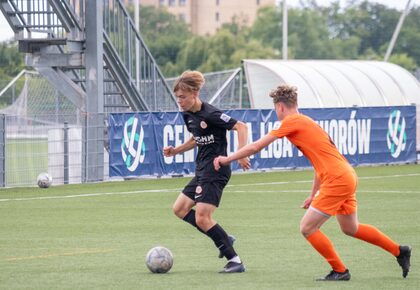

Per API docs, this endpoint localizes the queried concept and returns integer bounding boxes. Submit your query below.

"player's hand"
[238,157,251,171]
[163,146,175,157]
[300,195,313,209]
[214,156,228,171]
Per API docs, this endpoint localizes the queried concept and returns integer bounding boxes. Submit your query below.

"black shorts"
[182,176,229,207]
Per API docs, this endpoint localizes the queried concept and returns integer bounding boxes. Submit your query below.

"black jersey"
[183,102,237,172]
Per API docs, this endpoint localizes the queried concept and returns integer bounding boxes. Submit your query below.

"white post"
[384,0,412,62]
[282,0,288,60]
[135,0,140,88]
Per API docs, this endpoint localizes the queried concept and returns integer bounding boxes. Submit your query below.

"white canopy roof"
[243,59,420,109]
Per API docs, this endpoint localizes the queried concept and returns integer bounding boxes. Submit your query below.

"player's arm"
[301,173,320,209]
[163,136,196,157]
[231,121,251,170]
[214,133,277,170]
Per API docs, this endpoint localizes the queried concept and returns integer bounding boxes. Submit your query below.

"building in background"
[124,0,275,35]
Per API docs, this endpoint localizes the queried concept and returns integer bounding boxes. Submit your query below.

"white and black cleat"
[219,261,245,273]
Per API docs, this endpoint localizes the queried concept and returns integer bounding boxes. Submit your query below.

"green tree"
[392,7,420,67]
[0,41,24,76]
[175,28,276,74]
[133,6,191,73]
[175,36,210,74]
[388,53,417,72]
[130,2,420,74]
[336,1,399,55]
[249,6,281,49]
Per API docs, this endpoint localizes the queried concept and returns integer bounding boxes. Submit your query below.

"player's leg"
[195,202,244,273]
[172,192,205,230]
[337,212,411,278]
[173,177,209,233]
[301,208,350,281]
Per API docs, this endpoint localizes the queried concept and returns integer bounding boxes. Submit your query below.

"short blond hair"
[173,70,205,93]
[269,85,298,107]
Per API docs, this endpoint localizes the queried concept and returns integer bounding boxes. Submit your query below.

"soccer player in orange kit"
[213,84,411,281]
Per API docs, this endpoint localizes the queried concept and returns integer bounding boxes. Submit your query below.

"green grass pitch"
[0,164,419,289]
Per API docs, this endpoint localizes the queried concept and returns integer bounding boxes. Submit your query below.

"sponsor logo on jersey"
[194,134,215,145]
[195,186,202,194]
[220,113,231,123]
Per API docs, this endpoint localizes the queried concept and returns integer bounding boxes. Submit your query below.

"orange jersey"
[269,114,353,182]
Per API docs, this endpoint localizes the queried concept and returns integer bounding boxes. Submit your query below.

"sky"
[0,0,416,42]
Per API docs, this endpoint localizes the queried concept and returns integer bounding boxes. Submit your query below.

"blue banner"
[108,106,416,178]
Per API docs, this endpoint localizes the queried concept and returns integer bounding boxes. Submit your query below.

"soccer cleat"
[396,245,411,278]
[219,261,245,273]
[218,235,236,258]
[316,269,351,281]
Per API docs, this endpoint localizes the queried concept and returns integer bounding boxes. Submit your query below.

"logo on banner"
[386,110,406,158]
[121,116,146,171]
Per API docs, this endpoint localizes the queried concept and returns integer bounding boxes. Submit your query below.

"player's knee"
[172,203,186,218]
[195,214,210,229]
[300,222,316,237]
[341,226,357,236]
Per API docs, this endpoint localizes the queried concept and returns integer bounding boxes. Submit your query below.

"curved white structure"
[243,59,420,109]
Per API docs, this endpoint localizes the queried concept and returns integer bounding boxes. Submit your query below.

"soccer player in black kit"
[163,70,250,273]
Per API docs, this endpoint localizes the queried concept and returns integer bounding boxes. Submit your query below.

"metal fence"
[0,113,108,188]
[166,68,250,109]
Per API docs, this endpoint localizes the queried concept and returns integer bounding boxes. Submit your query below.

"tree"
[175,28,276,75]
[131,5,191,73]
[0,41,24,76]
[336,1,399,55]
[392,6,420,67]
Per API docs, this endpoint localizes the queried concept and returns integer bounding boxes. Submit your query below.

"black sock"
[182,209,206,234]
[206,224,237,260]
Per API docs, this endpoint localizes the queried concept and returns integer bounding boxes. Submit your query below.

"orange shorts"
[310,170,358,216]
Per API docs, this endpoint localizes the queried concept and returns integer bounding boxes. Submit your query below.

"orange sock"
[306,230,347,273]
[354,224,400,256]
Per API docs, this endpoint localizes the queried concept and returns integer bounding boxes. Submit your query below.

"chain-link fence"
[166,68,249,109]
[0,68,248,187]
[0,113,108,188]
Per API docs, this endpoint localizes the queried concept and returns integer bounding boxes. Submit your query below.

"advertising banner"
[108,106,416,178]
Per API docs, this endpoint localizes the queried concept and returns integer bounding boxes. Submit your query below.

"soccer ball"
[145,246,173,273]
[37,172,52,188]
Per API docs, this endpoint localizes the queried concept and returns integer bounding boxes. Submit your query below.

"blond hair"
[173,70,205,93]
[269,85,298,107]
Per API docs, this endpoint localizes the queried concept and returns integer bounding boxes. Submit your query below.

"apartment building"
[124,0,275,35]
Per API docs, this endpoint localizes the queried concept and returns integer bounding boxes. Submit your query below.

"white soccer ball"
[37,172,52,188]
[145,246,173,273]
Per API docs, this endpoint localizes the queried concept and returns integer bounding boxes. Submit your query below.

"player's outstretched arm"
[163,137,196,157]
[214,134,277,170]
[232,121,251,170]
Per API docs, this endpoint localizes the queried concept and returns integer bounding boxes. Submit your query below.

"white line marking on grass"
[359,173,420,180]
[0,189,181,202]
[0,173,418,202]
[6,248,115,262]
[225,190,420,194]
[228,173,420,187]
[226,180,313,187]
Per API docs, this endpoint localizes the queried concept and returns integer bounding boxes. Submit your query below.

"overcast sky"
[0,0,416,42]
[281,0,414,9]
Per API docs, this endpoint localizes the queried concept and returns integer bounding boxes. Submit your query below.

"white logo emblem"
[121,116,146,171]
[196,186,202,194]
[200,121,207,129]
[386,110,406,158]
[220,113,231,123]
